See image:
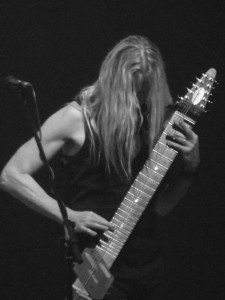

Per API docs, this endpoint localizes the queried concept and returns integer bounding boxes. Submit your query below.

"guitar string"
[73,75,210,300]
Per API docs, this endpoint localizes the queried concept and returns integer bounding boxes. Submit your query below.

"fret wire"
[116,209,139,221]
[175,111,195,125]
[118,207,141,219]
[151,169,164,177]
[102,231,127,246]
[139,171,160,185]
[154,143,178,156]
[131,184,151,197]
[110,240,126,249]
[121,202,143,215]
[113,215,136,227]
[153,149,173,161]
[124,196,146,209]
[109,232,128,243]
[113,215,138,228]
[101,234,124,247]
[115,232,130,242]
[127,191,141,199]
[108,244,122,252]
[118,207,132,214]
[145,163,166,177]
[113,219,133,231]
[100,247,118,256]
[158,141,167,147]
[101,244,119,255]
[110,227,132,239]
[146,156,171,169]
[97,245,117,257]
[104,232,113,240]
[110,230,131,242]
[101,241,121,252]
[149,159,168,170]
[141,165,164,177]
[118,210,139,223]
[134,179,156,191]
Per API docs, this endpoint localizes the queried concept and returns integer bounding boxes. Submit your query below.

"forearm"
[0,169,65,224]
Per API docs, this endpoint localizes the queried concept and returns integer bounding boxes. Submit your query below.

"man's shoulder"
[59,102,83,125]
[45,102,84,142]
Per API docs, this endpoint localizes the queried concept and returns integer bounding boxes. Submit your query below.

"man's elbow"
[0,166,17,191]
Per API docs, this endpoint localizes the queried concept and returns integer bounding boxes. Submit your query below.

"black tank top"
[56,134,162,270]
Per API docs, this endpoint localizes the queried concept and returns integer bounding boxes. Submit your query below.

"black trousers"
[104,256,166,300]
[104,280,166,300]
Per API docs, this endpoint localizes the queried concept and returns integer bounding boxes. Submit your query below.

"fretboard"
[97,111,195,267]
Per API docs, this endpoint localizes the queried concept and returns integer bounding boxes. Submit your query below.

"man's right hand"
[67,209,114,237]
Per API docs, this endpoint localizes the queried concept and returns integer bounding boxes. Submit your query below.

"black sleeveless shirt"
[55,125,163,272]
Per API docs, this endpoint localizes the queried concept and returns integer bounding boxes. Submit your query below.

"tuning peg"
[208,77,218,84]
[206,84,215,89]
[187,88,194,94]
[178,96,184,101]
[196,77,203,83]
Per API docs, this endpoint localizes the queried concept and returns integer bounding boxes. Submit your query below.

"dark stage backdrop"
[0,1,224,299]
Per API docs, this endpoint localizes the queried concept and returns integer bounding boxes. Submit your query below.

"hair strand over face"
[77,35,173,180]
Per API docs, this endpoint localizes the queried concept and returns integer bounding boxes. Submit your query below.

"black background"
[0,1,225,299]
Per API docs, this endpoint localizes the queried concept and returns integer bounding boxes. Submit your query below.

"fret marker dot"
[135,199,139,203]
[154,165,159,171]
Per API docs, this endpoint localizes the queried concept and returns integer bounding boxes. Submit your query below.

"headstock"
[177,68,217,121]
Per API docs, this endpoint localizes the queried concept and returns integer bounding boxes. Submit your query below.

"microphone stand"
[17,85,82,300]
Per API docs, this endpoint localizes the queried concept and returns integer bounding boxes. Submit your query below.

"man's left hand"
[166,119,200,172]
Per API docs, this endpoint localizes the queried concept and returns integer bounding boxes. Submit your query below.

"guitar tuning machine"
[208,77,218,84]
[196,77,203,83]
[204,91,212,96]
[187,88,194,94]
[206,84,215,90]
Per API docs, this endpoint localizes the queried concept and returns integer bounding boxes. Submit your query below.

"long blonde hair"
[77,35,173,179]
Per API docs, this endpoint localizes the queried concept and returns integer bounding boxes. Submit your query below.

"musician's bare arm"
[0,104,113,234]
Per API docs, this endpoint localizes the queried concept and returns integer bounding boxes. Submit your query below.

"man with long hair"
[0,36,199,299]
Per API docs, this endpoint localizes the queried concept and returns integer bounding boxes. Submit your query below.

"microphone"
[4,76,32,91]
